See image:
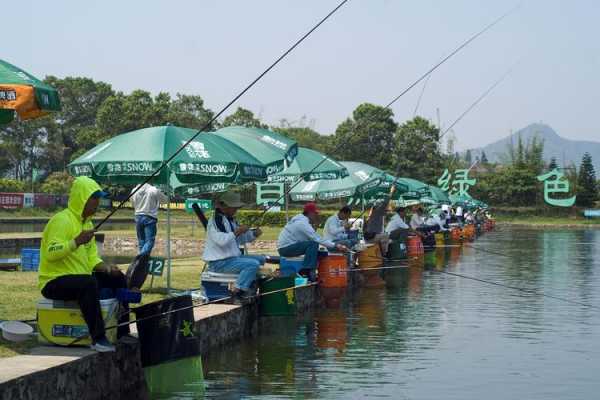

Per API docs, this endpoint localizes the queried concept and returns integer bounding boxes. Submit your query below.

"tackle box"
[201,271,239,301]
[37,298,118,346]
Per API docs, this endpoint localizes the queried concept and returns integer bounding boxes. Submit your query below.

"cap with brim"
[91,190,110,199]
[218,192,244,208]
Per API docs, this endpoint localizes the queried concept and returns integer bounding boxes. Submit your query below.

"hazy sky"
[5,0,600,149]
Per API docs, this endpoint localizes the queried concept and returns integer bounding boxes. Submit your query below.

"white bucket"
[0,320,34,342]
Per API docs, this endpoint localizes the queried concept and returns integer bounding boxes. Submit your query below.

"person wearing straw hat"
[203,191,265,303]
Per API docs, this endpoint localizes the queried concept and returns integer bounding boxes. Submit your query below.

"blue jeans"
[135,215,157,256]
[208,255,266,291]
[278,241,320,270]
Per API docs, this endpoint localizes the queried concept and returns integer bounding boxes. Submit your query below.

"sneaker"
[91,337,116,352]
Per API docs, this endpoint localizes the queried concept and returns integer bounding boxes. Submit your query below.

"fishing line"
[93,0,350,230]
[256,3,521,222]
[439,61,518,140]
[437,269,600,309]
[413,73,432,117]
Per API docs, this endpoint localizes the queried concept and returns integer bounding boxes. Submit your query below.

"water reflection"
[160,228,600,399]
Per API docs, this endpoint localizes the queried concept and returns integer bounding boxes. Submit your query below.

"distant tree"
[221,107,267,129]
[42,76,116,170]
[480,151,489,164]
[273,126,331,154]
[40,172,74,194]
[576,152,598,207]
[548,156,558,170]
[393,116,443,183]
[0,178,26,192]
[329,103,397,170]
[465,149,472,164]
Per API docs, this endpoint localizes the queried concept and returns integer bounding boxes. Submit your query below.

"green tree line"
[0,75,598,208]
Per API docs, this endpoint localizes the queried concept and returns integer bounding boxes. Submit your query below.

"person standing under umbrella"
[131,183,168,257]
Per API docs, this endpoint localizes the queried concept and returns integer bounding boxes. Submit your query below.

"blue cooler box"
[201,271,238,301]
[279,257,304,277]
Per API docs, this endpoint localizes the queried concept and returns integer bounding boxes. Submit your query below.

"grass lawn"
[495,215,600,226]
[0,247,277,358]
[0,225,282,243]
[0,258,203,358]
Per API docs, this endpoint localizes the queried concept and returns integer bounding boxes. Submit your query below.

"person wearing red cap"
[277,202,348,274]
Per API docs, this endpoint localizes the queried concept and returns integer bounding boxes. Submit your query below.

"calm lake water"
[152,227,600,399]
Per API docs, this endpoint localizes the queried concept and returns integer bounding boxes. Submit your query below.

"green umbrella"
[268,147,348,183]
[290,161,383,202]
[428,185,451,205]
[69,125,287,186]
[396,177,431,199]
[214,126,298,177]
[0,59,60,123]
[326,162,409,205]
[69,125,296,294]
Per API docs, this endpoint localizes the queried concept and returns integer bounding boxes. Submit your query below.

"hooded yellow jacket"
[38,177,104,290]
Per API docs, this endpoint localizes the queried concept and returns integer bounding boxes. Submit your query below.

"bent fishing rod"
[93,0,350,230]
[256,2,522,224]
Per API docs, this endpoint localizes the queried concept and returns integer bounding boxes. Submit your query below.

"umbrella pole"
[166,195,172,295]
[285,182,289,222]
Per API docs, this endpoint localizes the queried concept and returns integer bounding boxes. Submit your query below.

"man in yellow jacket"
[38,176,127,352]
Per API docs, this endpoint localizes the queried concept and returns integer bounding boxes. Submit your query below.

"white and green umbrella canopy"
[268,147,348,183]
[290,161,383,202]
[69,125,297,188]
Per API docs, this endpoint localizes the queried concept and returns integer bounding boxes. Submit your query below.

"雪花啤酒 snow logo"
[183,141,211,159]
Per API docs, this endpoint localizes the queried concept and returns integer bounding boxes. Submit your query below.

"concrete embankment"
[0,283,320,399]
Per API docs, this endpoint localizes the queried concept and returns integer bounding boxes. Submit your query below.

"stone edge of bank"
[0,284,321,400]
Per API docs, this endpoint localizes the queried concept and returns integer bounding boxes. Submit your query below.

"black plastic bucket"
[134,295,200,367]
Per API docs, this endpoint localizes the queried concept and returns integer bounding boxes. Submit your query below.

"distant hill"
[470,123,600,172]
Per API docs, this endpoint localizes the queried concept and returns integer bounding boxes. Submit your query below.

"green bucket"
[259,276,296,316]
[388,239,407,260]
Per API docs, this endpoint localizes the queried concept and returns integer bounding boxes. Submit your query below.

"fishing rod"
[256,3,522,224]
[439,62,518,140]
[93,0,350,230]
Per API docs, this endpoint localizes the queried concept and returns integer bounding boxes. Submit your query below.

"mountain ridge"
[470,123,600,171]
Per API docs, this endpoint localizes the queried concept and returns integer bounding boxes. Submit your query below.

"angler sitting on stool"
[323,205,358,249]
[203,192,265,304]
[278,202,348,278]
[38,177,129,353]
[364,185,397,256]
[385,206,412,242]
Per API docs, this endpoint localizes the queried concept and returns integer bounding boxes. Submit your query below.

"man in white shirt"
[455,206,464,224]
[425,209,449,232]
[130,183,168,257]
[385,206,411,240]
[278,203,348,273]
[323,206,356,248]
[409,206,426,230]
[203,192,265,301]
